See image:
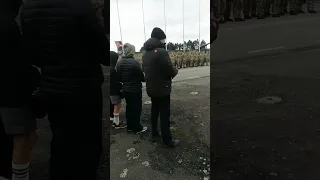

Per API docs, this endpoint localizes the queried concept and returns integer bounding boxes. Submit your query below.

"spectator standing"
[116,43,147,134]
[142,27,180,147]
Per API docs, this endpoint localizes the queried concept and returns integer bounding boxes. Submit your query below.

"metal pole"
[164,0,167,50]
[116,0,124,55]
[182,0,185,52]
[142,0,147,42]
[198,0,201,52]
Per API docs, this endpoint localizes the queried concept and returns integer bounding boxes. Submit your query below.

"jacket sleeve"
[159,49,178,79]
[136,61,145,82]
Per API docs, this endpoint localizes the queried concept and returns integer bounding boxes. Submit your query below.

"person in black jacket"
[116,43,147,134]
[110,51,126,129]
[19,0,109,179]
[142,27,180,147]
[0,1,39,180]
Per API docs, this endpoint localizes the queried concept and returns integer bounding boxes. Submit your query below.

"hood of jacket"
[123,43,135,58]
[143,38,165,51]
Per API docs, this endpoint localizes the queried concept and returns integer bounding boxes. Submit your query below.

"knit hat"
[151,27,166,41]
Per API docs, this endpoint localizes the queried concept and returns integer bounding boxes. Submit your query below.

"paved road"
[211,3,320,63]
[211,47,320,180]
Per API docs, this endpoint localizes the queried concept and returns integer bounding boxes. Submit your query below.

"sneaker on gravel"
[114,122,127,129]
[136,126,148,134]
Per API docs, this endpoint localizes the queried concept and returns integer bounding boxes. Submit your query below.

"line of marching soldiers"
[213,0,317,22]
[135,51,210,69]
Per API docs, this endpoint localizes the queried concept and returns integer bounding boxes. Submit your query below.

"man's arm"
[159,49,178,79]
[136,61,145,82]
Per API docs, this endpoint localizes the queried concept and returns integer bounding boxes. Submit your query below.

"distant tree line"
[140,39,208,52]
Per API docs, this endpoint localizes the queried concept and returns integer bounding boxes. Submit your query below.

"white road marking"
[186,76,200,79]
[248,46,284,54]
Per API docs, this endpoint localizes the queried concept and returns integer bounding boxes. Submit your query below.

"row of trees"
[140,39,208,52]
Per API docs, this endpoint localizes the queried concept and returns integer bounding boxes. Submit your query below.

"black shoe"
[298,9,305,13]
[135,126,148,134]
[244,15,252,19]
[308,10,317,13]
[251,14,257,17]
[272,14,280,17]
[165,139,180,148]
[257,16,265,19]
[289,11,298,15]
[114,122,127,129]
[218,19,225,24]
[225,18,234,22]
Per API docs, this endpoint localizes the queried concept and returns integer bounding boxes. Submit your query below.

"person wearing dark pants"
[45,92,103,180]
[142,27,180,147]
[150,96,172,144]
[122,91,143,132]
[19,0,109,179]
[116,43,147,134]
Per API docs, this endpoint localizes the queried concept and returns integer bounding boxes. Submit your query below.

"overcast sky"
[110,0,210,52]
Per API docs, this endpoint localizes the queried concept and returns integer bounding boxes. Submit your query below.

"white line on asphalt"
[186,76,200,79]
[248,46,285,54]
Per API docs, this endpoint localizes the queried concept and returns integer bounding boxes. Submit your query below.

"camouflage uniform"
[233,0,244,20]
[256,0,267,18]
[196,52,201,66]
[288,0,298,13]
[271,0,281,16]
[244,0,254,18]
[178,52,183,69]
[306,0,316,12]
[214,0,227,22]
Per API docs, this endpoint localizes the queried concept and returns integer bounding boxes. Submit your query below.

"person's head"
[151,27,166,48]
[110,51,119,68]
[123,43,135,58]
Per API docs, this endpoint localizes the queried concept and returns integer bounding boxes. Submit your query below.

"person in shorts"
[110,51,126,129]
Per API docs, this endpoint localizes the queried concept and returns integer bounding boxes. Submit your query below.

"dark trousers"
[150,96,172,144]
[123,91,142,132]
[0,117,12,179]
[46,91,103,180]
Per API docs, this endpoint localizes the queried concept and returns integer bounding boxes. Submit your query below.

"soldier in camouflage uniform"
[186,52,191,68]
[287,0,298,14]
[214,0,227,23]
[256,0,267,18]
[191,52,196,67]
[244,0,254,19]
[306,0,316,13]
[233,0,245,21]
[177,52,183,69]
[196,52,201,66]
[271,0,281,17]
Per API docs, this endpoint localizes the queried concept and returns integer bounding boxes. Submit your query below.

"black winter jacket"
[20,0,109,97]
[116,55,145,93]
[142,38,178,97]
[110,51,122,96]
[0,5,36,107]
